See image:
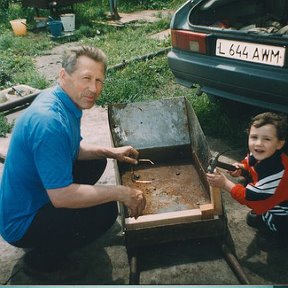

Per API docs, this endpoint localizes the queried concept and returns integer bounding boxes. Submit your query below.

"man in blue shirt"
[0,46,146,280]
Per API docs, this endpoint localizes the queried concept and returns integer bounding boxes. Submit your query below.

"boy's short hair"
[249,112,288,141]
[62,45,107,74]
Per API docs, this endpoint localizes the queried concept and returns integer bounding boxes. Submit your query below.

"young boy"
[207,112,288,251]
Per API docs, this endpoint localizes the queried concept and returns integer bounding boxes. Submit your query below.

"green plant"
[0,50,49,90]
[98,56,169,105]
[115,0,183,11]
[0,32,51,89]
[0,113,13,137]
[80,20,171,67]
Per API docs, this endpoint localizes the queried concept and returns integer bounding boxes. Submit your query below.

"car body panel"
[168,0,288,113]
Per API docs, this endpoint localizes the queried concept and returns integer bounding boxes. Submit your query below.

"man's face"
[60,55,105,110]
[248,124,285,161]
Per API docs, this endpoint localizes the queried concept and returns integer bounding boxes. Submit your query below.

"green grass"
[99,56,171,104]
[82,20,171,66]
[0,31,53,90]
[0,0,264,147]
[0,113,13,137]
[0,3,173,90]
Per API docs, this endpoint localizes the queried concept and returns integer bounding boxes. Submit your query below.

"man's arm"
[47,183,146,219]
[77,141,139,164]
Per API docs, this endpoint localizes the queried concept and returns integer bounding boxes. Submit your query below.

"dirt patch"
[112,10,174,24]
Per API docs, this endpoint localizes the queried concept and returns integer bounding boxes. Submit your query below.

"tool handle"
[216,161,237,171]
[217,161,250,179]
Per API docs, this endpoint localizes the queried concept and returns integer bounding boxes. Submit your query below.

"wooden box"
[108,97,225,247]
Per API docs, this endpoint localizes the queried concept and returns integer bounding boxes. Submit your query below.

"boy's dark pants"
[11,159,118,267]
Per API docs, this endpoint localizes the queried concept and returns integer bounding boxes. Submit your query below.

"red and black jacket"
[231,151,288,215]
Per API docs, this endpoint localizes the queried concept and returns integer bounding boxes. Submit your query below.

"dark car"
[167,0,288,113]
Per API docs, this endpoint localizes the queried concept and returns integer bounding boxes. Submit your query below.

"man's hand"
[122,187,146,219]
[112,146,139,165]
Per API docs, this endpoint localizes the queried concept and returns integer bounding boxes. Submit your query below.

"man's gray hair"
[62,45,108,74]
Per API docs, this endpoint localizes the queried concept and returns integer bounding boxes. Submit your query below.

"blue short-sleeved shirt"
[0,86,82,243]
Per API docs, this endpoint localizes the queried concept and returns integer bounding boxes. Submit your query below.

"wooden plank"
[210,186,223,216]
[125,209,202,231]
[200,203,214,220]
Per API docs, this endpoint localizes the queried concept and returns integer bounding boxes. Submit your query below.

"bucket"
[10,19,27,36]
[48,20,63,37]
[60,14,75,32]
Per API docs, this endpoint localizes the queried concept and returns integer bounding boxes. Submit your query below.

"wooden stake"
[210,186,223,216]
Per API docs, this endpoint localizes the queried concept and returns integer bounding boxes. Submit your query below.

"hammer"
[207,152,237,173]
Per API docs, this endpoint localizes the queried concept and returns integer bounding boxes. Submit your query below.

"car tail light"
[171,29,207,54]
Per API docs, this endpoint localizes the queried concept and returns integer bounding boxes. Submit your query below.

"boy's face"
[248,124,285,161]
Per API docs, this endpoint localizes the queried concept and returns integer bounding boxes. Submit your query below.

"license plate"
[216,39,286,67]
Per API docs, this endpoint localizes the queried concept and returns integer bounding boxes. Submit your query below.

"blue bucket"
[48,20,63,37]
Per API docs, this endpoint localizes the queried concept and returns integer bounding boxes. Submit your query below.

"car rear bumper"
[168,49,288,113]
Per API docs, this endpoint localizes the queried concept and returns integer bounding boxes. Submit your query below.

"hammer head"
[207,152,220,173]
[207,152,237,172]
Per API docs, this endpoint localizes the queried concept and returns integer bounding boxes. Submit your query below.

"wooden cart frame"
[108,97,245,284]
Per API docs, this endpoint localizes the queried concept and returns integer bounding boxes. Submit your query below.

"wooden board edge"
[199,203,214,220]
[125,208,202,231]
[210,186,223,216]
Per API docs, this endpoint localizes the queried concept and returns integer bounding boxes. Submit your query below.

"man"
[0,46,146,280]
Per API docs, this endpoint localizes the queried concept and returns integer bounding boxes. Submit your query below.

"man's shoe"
[23,249,61,273]
[23,250,88,282]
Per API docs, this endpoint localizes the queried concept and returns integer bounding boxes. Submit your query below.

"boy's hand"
[206,169,226,188]
[206,169,236,192]
[227,162,245,177]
